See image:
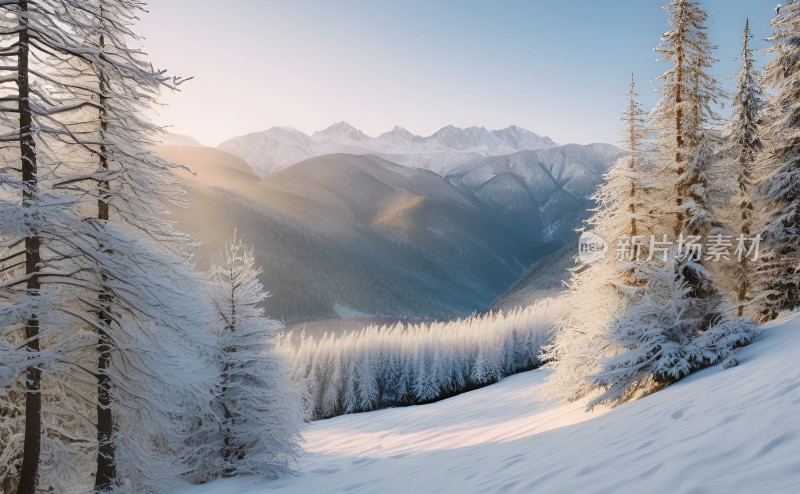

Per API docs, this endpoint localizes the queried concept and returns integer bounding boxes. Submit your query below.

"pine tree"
[542,77,657,401]
[208,236,302,478]
[652,0,723,234]
[321,347,343,417]
[621,75,653,240]
[723,19,765,317]
[650,0,725,325]
[756,1,800,320]
[585,3,760,407]
[677,135,724,300]
[0,1,226,491]
[590,255,757,406]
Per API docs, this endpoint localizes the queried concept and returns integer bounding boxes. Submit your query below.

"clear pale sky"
[138,0,775,147]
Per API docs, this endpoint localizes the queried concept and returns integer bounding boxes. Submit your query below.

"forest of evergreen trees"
[2,0,800,493]
[545,1,800,406]
[282,298,562,419]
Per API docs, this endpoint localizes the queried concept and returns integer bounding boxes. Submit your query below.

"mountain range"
[217,122,557,177]
[157,137,621,323]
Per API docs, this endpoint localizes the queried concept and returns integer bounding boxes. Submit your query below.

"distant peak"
[319,121,358,133]
[313,121,370,142]
[382,125,414,137]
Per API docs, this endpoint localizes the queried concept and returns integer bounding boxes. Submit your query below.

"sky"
[139,0,776,147]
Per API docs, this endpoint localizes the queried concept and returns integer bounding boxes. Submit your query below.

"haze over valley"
[158,124,621,322]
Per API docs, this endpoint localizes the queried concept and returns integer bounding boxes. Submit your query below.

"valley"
[158,128,620,323]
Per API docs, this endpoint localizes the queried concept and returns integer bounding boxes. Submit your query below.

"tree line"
[282,298,562,419]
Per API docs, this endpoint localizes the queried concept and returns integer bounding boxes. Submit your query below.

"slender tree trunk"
[738,194,751,317]
[628,89,638,238]
[675,62,685,233]
[95,29,117,491]
[222,274,236,474]
[674,2,686,234]
[737,276,747,317]
[17,2,42,493]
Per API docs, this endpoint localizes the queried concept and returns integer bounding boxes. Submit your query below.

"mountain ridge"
[157,143,620,322]
[218,122,558,177]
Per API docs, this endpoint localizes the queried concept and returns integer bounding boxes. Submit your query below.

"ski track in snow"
[185,314,800,494]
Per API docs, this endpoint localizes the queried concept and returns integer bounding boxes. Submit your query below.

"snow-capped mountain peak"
[219,123,558,177]
[312,121,370,143]
[381,125,415,140]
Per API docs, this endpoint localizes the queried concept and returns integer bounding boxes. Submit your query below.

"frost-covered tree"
[583,3,759,408]
[681,137,718,237]
[283,300,561,419]
[590,255,757,407]
[71,3,193,488]
[208,236,302,478]
[542,78,659,401]
[676,135,724,301]
[722,19,765,317]
[0,1,225,492]
[620,75,654,240]
[756,1,800,321]
[652,0,723,233]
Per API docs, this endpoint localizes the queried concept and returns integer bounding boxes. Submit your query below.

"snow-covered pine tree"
[208,235,302,478]
[542,77,658,401]
[356,343,379,411]
[320,344,344,417]
[677,135,722,301]
[621,75,653,241]
[1,2,226,491]
[587,3,760,408]
[652,0,723,235]
[755,1,800,321]
[722,19,765,317]
[280,300,561,419]
[590,256,757,406]
[343,358,360,413]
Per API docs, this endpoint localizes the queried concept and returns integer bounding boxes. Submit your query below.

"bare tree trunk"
[16,2,42,493]
[95,29,117,491]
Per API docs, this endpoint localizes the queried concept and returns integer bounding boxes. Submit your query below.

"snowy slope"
[184,315,800,494]
[218,122,556,177]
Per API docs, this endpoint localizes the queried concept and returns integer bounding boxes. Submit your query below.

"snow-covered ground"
[185,314,800,494]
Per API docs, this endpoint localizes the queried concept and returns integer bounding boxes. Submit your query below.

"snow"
[183,314,800,494]
[217,123,557,177]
